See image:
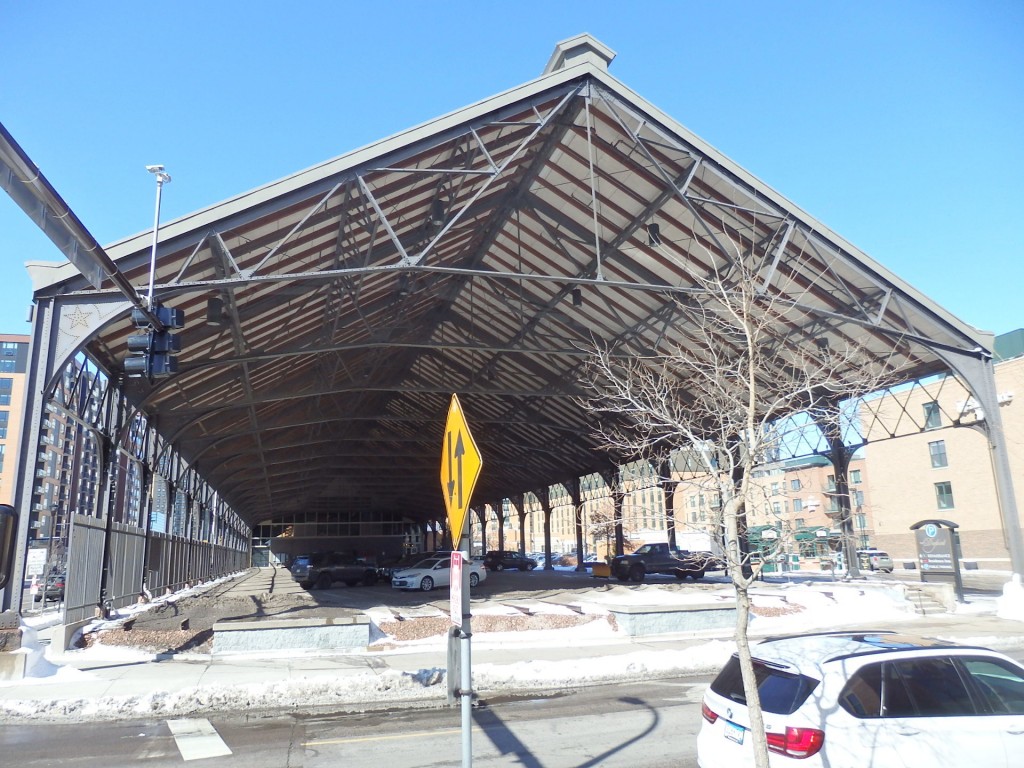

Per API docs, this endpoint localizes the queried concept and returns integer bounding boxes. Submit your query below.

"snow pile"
[472,641,735,691]
[748,582,914,633]
[2,573,1017,723]
[0,666,452,722]
[996,573,1024,622]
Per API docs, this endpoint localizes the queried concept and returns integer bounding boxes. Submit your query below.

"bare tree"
[578,240,904,767]
[586,498,633,559]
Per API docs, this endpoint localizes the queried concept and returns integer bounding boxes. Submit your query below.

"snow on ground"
[3,571,1022,722]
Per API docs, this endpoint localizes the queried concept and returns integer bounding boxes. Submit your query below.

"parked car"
[524,552,552,568]
[303,552,378,589]
[289,555,312,580]
[377,551,451,581]
[483,550,537,572]
[857,548,894,573]
[697,630,1024,767]
[33,572,65,603]
[610,542,712,581]
[391,556,486,591]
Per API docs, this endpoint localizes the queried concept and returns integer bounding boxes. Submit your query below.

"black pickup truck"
[610,542,723,582]
[303,552,379,589]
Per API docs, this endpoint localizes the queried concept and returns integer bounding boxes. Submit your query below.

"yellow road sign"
[440,394,482,543]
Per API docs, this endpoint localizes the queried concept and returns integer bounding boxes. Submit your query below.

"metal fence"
[62,514,248,624]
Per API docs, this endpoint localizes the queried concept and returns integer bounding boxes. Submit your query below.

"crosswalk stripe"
[167,718,233,761]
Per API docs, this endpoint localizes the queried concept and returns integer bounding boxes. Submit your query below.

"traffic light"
[124,301,184,378]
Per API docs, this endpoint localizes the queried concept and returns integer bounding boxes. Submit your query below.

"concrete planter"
[212,615,371,655]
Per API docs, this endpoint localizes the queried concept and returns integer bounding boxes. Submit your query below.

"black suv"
[303,552,379,589]
[483,550,536,571]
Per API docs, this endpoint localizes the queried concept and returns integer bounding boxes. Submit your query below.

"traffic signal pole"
[145,165,171,310]
[125,165,183,379]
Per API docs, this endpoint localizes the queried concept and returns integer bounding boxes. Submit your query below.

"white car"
[857,548,895,573]
[697,630,1024,767]
[390,556,486,591]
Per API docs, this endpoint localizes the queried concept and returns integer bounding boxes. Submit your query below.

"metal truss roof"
[23,35,992,528]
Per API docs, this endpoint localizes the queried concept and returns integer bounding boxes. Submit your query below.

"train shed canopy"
[22,35,991,528]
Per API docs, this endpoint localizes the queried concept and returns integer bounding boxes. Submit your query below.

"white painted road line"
[167,718,233,761]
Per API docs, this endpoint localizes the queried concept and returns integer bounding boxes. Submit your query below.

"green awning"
[795,526,827,541]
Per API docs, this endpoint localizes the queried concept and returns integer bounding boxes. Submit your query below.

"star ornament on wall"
[66,305,93,330]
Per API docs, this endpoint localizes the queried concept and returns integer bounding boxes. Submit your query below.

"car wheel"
[469,572,480,587]
[420,576,434,592]
[628,565,645,582]
[691,570,705,580]
[616,573,630,582]
[315,572,332,590]
[495,563,505,571]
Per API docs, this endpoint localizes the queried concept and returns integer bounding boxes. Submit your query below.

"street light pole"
[145,164,171,310]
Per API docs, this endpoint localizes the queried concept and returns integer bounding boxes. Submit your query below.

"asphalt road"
[0,676,710,768]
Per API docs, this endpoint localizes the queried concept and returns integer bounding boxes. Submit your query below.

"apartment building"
[486,464,668,557]
[672,453,874,568]
[0,334,30,506]
[862,332,1022,570]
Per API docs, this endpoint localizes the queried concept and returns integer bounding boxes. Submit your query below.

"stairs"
[904,584,948,615]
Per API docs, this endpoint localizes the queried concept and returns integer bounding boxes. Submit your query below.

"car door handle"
[895,728,922,737]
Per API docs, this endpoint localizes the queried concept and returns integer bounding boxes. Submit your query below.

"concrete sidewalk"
[2,567,1023,723]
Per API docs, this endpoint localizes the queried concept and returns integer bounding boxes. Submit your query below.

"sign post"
[450,551,464,628]
[911,518,965,603]
[440,394,481,768]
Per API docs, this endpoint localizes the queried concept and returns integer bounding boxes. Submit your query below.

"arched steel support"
[936,348,1023,575]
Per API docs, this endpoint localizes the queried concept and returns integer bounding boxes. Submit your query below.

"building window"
[790,478,801,491]
[772,502,782,515]
[0,378,10,406]
[934,481,955,510]
[795,518,805,529]
[856,513,867,529]
[853,490,864,507]
[929,440,948,468]
[0,410,7,439]
[850,469,861,484]
[770,482,779,496]
[826,474,836,491]
[923,401,942,430]
[793,498,803,512]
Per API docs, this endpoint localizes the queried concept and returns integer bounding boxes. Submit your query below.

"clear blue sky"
[2,1,1021,338]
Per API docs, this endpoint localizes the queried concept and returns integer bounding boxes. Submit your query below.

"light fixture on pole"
[145,164,171,311]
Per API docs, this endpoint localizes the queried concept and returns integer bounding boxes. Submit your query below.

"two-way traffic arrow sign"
[440,394,482,543]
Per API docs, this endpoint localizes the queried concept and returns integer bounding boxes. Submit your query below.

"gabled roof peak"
[542,33,616,75]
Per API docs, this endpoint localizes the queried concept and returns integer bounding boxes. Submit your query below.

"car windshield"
[414,558,446,570]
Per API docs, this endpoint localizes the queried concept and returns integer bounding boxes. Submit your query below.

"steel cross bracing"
[14,51,1009,545]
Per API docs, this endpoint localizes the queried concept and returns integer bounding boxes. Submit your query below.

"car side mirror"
[0,505,17,591]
